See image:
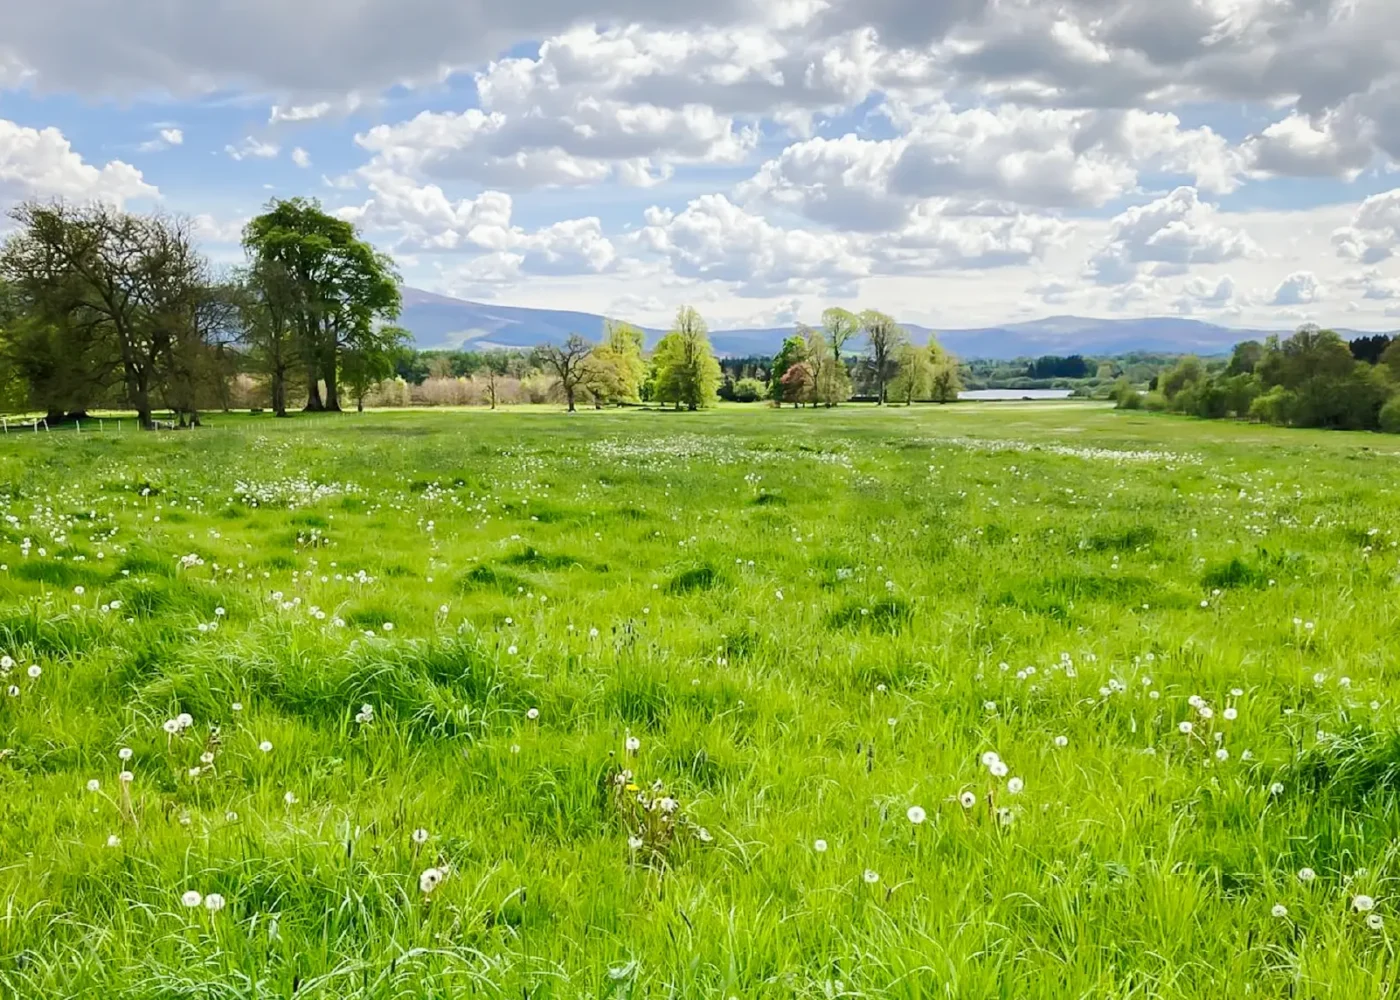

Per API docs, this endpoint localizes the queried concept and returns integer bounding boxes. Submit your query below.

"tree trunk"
[565,386,576,412]
[304,367,324,411]
[272,374,287,418]
[323,360,342,412]
[357,395,364,413]
[137,407,153,430]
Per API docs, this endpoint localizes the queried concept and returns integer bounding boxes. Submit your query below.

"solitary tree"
[476,349,512,409]
[821,307,860,401]
[860,310,906,405]
[888,342,934,405]
[536,334,595,411]
[651,306,721,410]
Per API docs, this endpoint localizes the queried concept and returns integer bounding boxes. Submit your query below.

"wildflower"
[259,741,273,753]
[74,586,84,596]
[1053,736,1069,748]
[1007,777,1024,795]
[1298,868,1317,883]
[283,791,297,805]
[118,747,133,761]
[980,751,1001,767]
[989,760,1009,778]
[181,890,203,908]
[27,665,41,679]
[176,714,193,729]
[382,622,394,632]
[162,719,180,734]
[118,770,133,783]
[627,836,644,850]
[625,736,641,753]
[960,791,977,809]
[1272,903,1288,918]
[412,828,429,844]
[231,702,243,712]
[1353,895,1376,913]
[1223,707,1238,721]
[1178,721,1194,734]
[205,893,226,913]
[106,835,121,848]
[419,868,443,894]
[1270,782,1284,796]
[907,805,927,824]
[526,707,539,720]
[86,779,100,793]
[1367,913,1385,930]
[1198,705,1214,720]
[697,827,713,843]
[1215,748,1229,761]
[214,607,225,617]
[813,839,828,852]
[863,869,879,884]
[507,645,518,656]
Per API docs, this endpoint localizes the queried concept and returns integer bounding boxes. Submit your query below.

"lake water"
[960,389,1076,401]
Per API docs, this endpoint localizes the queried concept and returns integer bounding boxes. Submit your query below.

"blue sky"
[2,0,1400,331]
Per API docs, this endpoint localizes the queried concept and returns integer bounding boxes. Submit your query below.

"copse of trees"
[1123,325,1400,433]
[0,196,404,425]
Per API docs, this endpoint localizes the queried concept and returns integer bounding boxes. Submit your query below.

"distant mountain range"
[398,287,1389,361]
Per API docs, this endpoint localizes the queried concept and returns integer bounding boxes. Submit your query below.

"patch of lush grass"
[0,403,1397,998]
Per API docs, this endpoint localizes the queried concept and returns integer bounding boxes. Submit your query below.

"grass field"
[1,401,1398,998]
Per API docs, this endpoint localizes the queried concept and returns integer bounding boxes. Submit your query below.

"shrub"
[1382,396,1400,434]
[733,378,766,403]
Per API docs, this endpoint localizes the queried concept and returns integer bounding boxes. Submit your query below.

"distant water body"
[960,389,1076,401]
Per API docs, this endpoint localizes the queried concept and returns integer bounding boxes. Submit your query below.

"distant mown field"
[0,402,1397,998]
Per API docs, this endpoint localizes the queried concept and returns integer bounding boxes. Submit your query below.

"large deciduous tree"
[651,306,721,411]
[536,334,595,412]
[860,310,906,405]
[242,198,401,413]
[0,201,212,428]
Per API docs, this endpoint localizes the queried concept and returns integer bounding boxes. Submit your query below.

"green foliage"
[732,377,765,402]
[651,306,721,410]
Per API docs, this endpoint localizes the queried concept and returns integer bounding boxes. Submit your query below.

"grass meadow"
[1,401,1398,998]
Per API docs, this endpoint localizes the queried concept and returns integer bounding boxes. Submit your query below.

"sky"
[2,0,1400,332]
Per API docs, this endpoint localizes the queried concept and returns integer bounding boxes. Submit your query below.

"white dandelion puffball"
[1007,777,1024,795]
[1270,782,1284,796]
[1053,735,1069,748]
[1367,913,1385,930]
[1353,895,1376,913]
[180,890,202,908]
[960,791,977,809]
[526,708,539,720]
[259,741,273,753]
[412,828,429,844]
[419,868,443,894]
[86,779,100,793]
[625,736,641,752]
[906,805,927,824]
[813,839,828,853]
[204,893,226,913]
[989,760,1009,778]
[863,869,879,884]
[1178,721,1194,734]
[1298,868,1317,882]
[1271,903,1288,918]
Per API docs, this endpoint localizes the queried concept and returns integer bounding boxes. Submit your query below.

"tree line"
[0,198,405,427]
[0,197,973,421]
[1116,325,1400,432]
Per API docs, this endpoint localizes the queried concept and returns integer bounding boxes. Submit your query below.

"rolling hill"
[396,287,1376,360]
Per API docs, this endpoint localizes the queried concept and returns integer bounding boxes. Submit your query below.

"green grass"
[1,402,1399,998]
